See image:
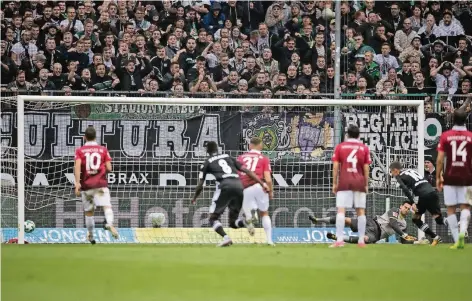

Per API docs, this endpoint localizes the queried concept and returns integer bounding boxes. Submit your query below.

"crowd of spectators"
[1,0,472,113]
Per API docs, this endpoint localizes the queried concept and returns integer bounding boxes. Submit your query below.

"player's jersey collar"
[249,149,261,154]
[452,125,467,131]
[85,141,98,146]
[345,138,361,143]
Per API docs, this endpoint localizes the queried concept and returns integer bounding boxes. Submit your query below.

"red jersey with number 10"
[75,142,111,191]
[437,126,472,186]
[237,150,271,188]
[332,139,371,192]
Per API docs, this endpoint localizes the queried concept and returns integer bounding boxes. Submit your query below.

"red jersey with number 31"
[332,139,371,192]
[437,126,472,186]
[237,150,271,188]
[75,142,111,190]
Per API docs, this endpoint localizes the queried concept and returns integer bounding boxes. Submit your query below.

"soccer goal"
[2,95,425,244]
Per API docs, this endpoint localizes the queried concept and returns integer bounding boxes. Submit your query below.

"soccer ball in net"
[25,220,36,233]
[149,213,166,228]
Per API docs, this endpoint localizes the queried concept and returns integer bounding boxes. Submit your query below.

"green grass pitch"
[2,244,472,301]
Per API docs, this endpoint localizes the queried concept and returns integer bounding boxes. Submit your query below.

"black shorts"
[209,179,244,217]
[417,191,442,216]
[350,218,381,243]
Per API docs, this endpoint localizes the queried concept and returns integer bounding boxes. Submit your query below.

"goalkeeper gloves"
[401,233,416,241]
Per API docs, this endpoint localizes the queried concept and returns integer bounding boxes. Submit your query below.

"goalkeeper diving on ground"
[309,201,426,244]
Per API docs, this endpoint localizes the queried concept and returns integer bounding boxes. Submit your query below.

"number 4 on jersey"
[451,140,467,162]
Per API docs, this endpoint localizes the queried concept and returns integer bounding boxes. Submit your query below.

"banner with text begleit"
[0,108,446,243]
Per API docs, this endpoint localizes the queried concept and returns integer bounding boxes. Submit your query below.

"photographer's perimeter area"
[2,244,471,301]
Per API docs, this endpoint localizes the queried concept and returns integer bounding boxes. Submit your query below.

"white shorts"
[81,187,111,212]
[243,184,270,212]
[443,185,472,207]
[336,190,366,209]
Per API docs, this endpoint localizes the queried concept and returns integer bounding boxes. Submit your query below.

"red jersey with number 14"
[437,126,472,186]
[75,142,111,191]
[237,150,271,188]
[332,139,371,192]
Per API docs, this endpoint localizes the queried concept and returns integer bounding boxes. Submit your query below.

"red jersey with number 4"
[437,126,472,186]
[332,139,371,192]
[75,142,111,190]
[237,150,271,188]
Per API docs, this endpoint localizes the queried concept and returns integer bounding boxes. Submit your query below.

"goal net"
[2,96,426,244]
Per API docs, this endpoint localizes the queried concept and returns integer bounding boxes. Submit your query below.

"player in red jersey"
[331,125,371,248]
[238,137,274,245]
[74,126,118,244]
[436,109,472,249]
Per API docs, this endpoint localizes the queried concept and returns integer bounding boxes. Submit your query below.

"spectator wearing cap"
[437,10,464,37]
[394,18,419,54]
[234,78,249,96]
[265,1,291,30]
[11,29,38,67]
[399,36,424,63]
[1,40,18,85]
[203,3,225,35]
[265,3,285,37]
[424,155,436,188]
[431,60,466,95]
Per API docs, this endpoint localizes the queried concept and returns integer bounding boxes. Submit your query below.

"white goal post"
[11,95,425,244]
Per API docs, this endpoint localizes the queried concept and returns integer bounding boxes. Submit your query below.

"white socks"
[262,215,272,243]
[447,214,459,243]
[357,215,366,244]
[104,207,114,227]
[459,209,470,235]
[336,213,345,242]
[85,216,95,233]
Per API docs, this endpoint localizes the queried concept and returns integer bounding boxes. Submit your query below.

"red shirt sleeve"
[103,147,112,162]
[263,156,271,172]
[332,144,340,162]
[437,133,447,152]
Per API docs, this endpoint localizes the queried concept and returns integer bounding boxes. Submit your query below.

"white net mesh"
[2,99,426,243]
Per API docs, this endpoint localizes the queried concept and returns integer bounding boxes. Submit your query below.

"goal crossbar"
[13,95,425,244]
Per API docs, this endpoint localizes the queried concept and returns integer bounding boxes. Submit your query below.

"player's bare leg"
[447,206,460,249]
[84,210,96,245]
[411,213,440,246]
[259,210,274,246]
[457,204,470,249]
[103,206,119,239]
[356,208,367,248]
[330,207,346,248]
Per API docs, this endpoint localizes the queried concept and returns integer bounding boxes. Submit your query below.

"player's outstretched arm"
[387,209,410,238]
[191,179,204,204]
[74,158,81,197]
[395,176,415,205]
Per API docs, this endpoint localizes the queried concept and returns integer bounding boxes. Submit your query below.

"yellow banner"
[135,228,266,244]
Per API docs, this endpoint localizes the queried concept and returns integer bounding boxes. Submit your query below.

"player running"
[436,108,472,249]
[238,137,274,246]
[74,126,118,244]
[389,162,448,246]
[191,141,269,247]
[331,124,371,248]
[309,201,420,244]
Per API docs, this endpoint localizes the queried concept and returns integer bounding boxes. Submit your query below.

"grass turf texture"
[2,244,472,301]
